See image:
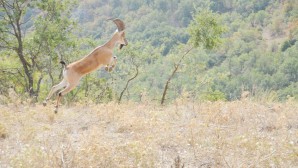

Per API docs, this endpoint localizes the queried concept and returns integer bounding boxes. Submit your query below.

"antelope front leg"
[105,56,117,72]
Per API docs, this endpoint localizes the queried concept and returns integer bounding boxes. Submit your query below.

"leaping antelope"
[43,18,128,113]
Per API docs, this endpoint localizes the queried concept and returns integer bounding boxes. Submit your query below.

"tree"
[0,0,76,98]
[114,42,157,103]
[161,9,225,105]
[0,0,34,96]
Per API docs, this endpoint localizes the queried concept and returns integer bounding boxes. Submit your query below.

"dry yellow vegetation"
[0,99,297,167]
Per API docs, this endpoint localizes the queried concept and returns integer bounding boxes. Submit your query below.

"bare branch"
[0,44,15,50]
[19,0,30,9]
[0,29,17,36]
[0,35,16,49]
[1,0,18,38]
[20,16,32,25]
[118,58,139,103]
[1,0,14,9]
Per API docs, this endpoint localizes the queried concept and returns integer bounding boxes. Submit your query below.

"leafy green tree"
[188,9,226,49]
[161,9,225,104]
[0,0,35,96]
[0,0,76,99]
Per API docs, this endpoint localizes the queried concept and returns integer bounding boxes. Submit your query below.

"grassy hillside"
[1,0,297,102]
[0,100,297,167]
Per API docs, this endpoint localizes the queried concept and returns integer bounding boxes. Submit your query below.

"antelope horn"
[107,18,125,31]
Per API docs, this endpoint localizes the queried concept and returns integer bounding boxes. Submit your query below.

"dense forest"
[0,0,297,104]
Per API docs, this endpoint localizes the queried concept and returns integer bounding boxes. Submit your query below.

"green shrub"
[203,90,226,101]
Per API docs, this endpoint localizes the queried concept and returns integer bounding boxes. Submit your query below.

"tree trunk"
[16,24,35,96]
[160,47,193,105]
[161,65,179,105]
[1,0,36,97]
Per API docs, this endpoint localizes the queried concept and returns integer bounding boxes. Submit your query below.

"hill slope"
[0,100,297,167]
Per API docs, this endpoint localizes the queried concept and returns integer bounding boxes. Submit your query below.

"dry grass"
[0,99,297,167]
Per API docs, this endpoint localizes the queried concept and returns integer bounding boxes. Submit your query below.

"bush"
[203,90,226,101]
[281,39,296,51]
[277,83,298,101]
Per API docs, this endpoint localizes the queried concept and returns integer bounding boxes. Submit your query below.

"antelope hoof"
[54,106,58,114]
[43,101,47,107]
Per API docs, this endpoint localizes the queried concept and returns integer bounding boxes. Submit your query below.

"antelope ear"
[110,18,125,31]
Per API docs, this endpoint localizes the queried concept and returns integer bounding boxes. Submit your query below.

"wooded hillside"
[1,0,297,103]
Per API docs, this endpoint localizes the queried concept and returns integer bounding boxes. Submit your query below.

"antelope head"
[111,18,128,49]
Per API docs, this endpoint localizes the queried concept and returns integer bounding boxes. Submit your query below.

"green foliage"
[278,83,298,100]
[281,39,296,51]
[188,9,226,49]
[202,90,226,101]
[0,0,78,98]
[1,0,298,103]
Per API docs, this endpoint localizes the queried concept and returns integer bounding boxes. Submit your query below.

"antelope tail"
[60,61,67,69]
